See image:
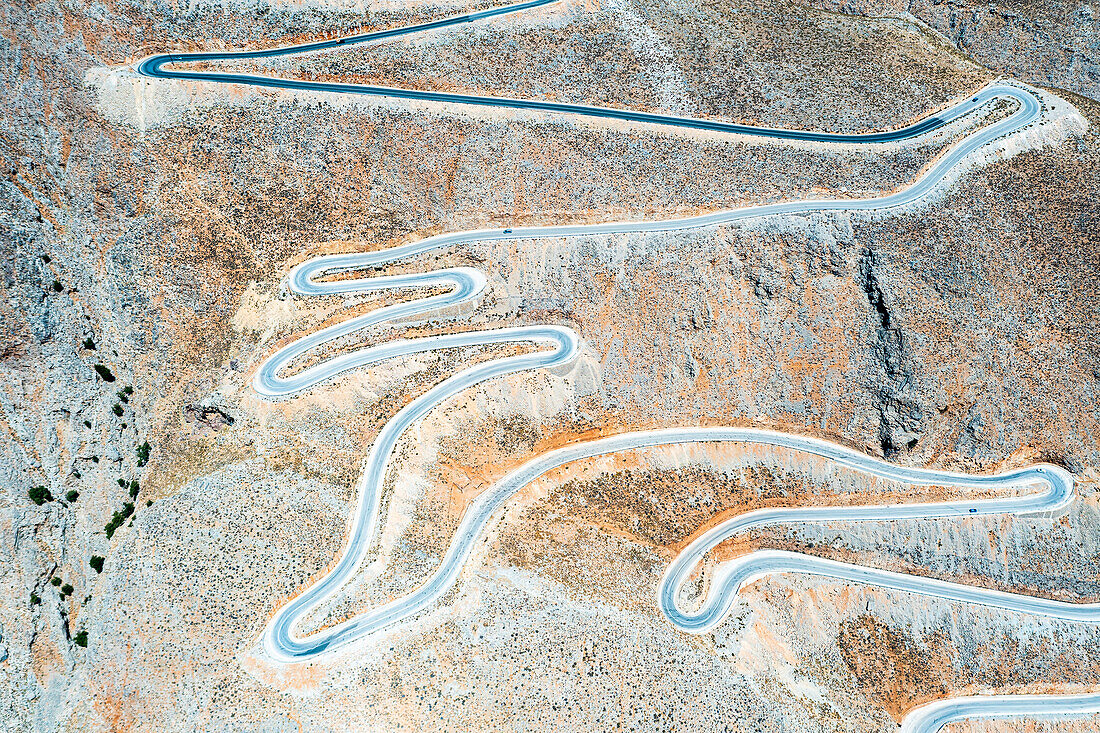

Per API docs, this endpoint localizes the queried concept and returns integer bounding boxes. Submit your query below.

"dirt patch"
[837,614,951,720]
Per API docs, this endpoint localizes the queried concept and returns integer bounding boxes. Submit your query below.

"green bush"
[112,403,123,417]
[104,502,135,539]
[51,280,63,293]
[30,593,40,605]
[73,631,88,648]
[93,364,115,382]
[136,441,151,467]
[50,577,61,587]
[61,583,73,596]
[28,486,53,505]
[82,337,95,350]
[65,490,79,502]
[90,555,105,573]
[129,480,139,498]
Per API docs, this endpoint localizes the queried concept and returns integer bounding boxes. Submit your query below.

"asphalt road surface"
[135,2,1098,728]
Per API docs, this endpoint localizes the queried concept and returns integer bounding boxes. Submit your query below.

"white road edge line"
[135,2,1097,728]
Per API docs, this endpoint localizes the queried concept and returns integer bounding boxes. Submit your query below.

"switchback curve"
[135,2,1096,729]
[137,0,1004,143]
[901,692,1100,733]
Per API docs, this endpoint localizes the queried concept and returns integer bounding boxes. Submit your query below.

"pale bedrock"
[3,0,1098,726]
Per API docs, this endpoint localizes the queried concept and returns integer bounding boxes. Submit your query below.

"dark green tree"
[28,486,52,505]
[136,441,151,466]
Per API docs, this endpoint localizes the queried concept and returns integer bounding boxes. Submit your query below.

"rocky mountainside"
[1,0,1098,729]
[806,0,1100,103]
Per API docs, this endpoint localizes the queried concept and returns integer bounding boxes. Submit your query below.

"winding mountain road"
[135,2,1098,729]
[138,0,998,143]
[902,693,1100,732]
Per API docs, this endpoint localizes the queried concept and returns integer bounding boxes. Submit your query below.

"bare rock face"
[183,404,235,435]
[1,0,1098,729]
